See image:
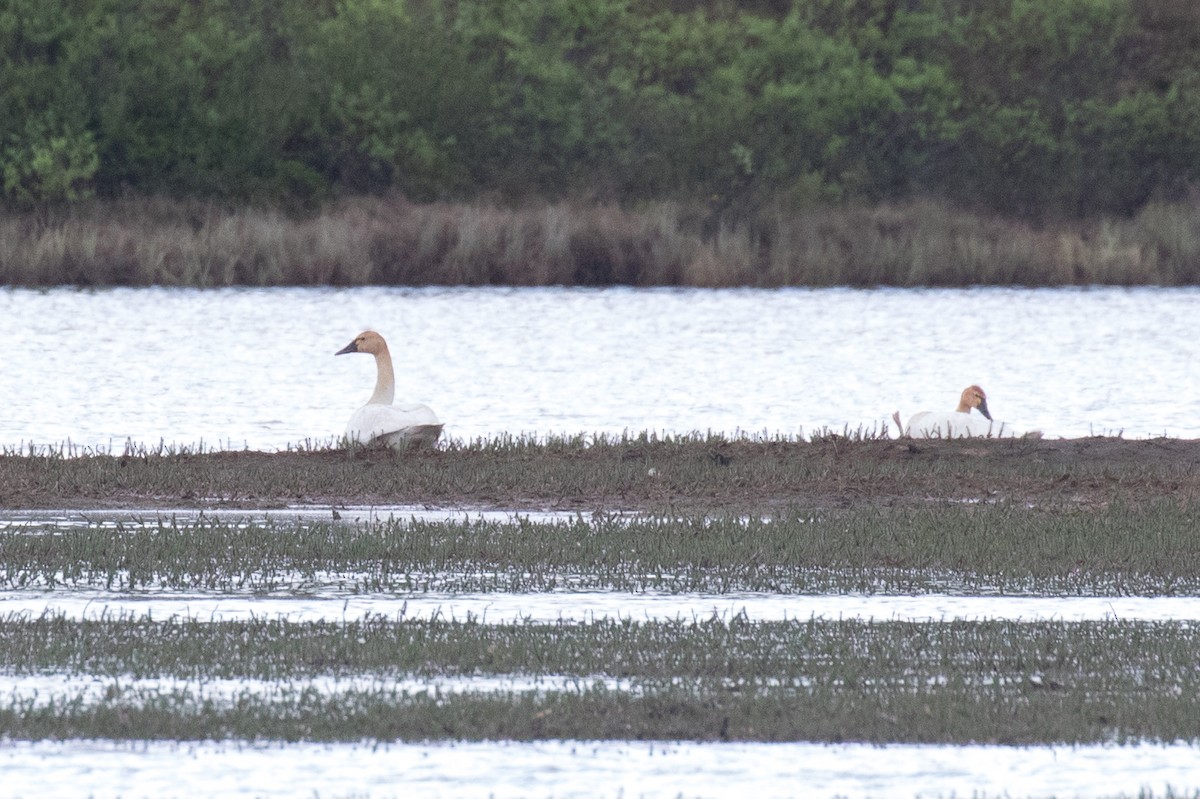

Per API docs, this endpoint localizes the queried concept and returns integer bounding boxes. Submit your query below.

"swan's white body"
[897,385,1037,439]
[343,403,442,448]
[903,409,1011,439]
[336,331,443,449]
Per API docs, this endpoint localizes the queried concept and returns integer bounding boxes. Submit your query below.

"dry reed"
[3,195,1199,287]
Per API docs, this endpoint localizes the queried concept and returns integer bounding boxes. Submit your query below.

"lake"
[2,285,1198,450]
[3,739,1198,798]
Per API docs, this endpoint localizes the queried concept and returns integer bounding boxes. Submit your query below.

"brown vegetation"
[2,435,1198,514]
[4,196,1200,288]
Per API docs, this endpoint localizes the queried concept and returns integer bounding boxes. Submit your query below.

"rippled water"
[3,285,1198,449]
[1,739,1196,798]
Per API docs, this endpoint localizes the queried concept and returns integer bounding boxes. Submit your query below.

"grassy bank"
[2,434,1197,514]
[4,615,1200,744]
[4,196,1200,287]
[4,504,1200,595]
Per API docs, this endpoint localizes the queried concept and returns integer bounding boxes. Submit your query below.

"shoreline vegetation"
[6,615,1200,745]
[7,435,1200,749]
[12,1,1200,289]
[8,613,1200,750]
[4,195,1200,289]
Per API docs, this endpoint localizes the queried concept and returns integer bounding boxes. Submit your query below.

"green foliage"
[3,0,1200,220]
[451,0,639,196]
[0,0,100,205]
[304,0,487,198]
[1,113,98,205]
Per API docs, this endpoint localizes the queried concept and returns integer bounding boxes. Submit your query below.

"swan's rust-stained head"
[335,330,389,357]
[958,384,991,420]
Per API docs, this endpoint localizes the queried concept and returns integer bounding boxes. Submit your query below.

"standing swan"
[895,384,1026,439]
[335,330,443,448]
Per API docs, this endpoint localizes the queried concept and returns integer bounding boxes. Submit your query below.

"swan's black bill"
[335,340,359,356]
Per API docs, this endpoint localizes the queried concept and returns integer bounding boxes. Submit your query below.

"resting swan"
[894,385,1037,439]
[335,330,443,448]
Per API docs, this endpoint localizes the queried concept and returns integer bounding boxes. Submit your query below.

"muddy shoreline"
[3,436,1197,514]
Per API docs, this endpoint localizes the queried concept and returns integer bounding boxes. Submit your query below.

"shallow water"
[0,505,600,529]
[0,671,1033,706]
[3,285,1199,449]
[1,672,641,706]
[1,739,1196,798]
[6,587,1198,624]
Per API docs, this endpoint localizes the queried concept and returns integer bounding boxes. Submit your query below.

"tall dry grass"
[2,195,1199,287]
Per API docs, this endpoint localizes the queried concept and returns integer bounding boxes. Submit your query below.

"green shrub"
[1,115,98,205]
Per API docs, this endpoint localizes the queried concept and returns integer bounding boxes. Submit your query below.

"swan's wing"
[906,411,988,438]
[373,424,444,449]
[345,403,440,444]
[903,411,933,437]
[908,411,1027,438]
[983,420,1038,439]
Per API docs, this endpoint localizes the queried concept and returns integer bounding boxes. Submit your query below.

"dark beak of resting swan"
[976,397,992,421]
[334,340,359,356]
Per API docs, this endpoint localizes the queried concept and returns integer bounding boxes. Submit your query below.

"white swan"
[335,330,443,448]
[895,385,1036,439]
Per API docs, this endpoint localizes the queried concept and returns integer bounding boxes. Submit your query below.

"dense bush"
[4,0,1200,220]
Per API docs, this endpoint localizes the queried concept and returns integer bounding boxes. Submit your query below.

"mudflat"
[2,435,1196,513]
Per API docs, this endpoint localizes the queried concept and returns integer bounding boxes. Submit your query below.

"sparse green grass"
[11,686,1198,744]
[2,500,1200,594]
[4,195,1200,288]
[4,615,1200,744]
[5,435,1200,750]
[0,614,1194,682]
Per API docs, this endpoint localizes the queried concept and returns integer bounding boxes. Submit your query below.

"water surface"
[1,739,1195,798]
[3,286,1197,449]
[0,505,595,529]
[7,588,1197,624]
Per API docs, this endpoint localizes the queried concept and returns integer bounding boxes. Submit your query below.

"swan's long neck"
[955,398,972,414]
[368,347,396,405]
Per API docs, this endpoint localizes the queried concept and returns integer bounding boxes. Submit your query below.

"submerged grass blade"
[3,501,1200,594]
[5,615,1200,744]
[4,614,1200,685]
